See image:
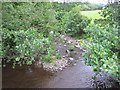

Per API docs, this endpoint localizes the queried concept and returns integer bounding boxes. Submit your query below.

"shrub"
[2,2,57,36]
[2,28,60,68]
[62,6,90,36]
[82,4,120,83]
[2,2,60,67]
[83,22,120,83]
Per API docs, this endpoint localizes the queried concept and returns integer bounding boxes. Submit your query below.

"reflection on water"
[2,64,54,88]
[2,61,94,88]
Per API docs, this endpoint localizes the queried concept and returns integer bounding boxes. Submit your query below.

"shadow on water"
[2,64,54,88]
[2,60,95,88]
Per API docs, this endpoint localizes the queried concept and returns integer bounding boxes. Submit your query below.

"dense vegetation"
[1,2,120,84]
[2,2,61,67]
[2,2,90,67]
[82,4,120,83]
[61,5,90,36]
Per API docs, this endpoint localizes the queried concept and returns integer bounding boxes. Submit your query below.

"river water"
[2,60,94,88]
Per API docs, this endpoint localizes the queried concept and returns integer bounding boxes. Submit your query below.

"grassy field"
[81,10,103,19]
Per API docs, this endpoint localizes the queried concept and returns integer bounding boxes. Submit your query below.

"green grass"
[81,10,103,19]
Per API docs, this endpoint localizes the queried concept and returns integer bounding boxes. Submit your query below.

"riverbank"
[2,35,120,88]
[34,35,85,73]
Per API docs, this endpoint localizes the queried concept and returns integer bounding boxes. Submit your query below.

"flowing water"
[2,39,95,88]
[2,60,94,88]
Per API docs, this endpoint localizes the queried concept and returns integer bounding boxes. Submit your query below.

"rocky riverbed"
[2,35,120,88]
[34,35,85,72]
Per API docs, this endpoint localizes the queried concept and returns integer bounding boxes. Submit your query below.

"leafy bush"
[2,2,60,67]
[96,4,120,27]
[84,3,120,83]
[55,11,65,21]
[62,6,90,36]
[2,28,60,68]
[82,5,120,83]
[2,2,57,36]
[52,2,78,33]
[83,24,119,82]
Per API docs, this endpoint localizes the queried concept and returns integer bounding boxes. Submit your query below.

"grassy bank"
[81,10,103,19]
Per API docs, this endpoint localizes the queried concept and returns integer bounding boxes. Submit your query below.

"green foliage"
[52,3,78,34]
[97,4,120,26]
[52,2,102,34]
[2,28,60,67]
[62,6,90,36]
[52,2,74,22]
[83,5,120,83]
[52,2,103,21]
[2,2,57,36]
[83,24,119,82]
[2,2,60,67]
